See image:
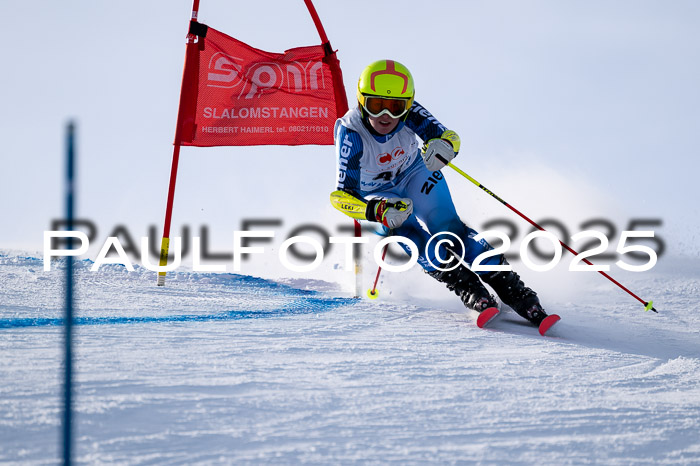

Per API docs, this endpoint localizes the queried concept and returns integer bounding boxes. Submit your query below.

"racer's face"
[367,113,399,135]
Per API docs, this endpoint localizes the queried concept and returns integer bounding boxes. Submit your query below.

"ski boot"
[482,266,547,326]
[428,261,500,327]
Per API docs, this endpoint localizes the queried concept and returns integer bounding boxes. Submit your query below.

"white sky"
[1,0,699,275]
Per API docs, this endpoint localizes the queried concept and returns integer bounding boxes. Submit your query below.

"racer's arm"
[330,190,413,229]
[334,124,362,194]
[405,101,461,171]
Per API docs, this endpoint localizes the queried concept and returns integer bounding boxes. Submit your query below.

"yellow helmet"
[357,60,414,118]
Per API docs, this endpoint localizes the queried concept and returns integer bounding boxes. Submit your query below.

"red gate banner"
[176,23,338,147]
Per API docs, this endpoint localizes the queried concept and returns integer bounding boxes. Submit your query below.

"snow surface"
[1,251,699,464]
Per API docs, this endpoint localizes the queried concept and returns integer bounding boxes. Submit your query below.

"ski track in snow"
[1,251,699,464]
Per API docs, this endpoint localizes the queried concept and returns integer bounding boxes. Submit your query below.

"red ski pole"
[439,157,657,313]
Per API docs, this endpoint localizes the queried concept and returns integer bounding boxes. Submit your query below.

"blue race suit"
[334,102,500,273]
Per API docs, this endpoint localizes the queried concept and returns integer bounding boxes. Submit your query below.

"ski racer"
[330,59,553,329]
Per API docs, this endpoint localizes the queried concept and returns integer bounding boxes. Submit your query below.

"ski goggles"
[361,96,410,119]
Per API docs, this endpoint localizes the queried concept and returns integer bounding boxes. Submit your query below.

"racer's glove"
[366,197,413,229]
[421,129,460,172]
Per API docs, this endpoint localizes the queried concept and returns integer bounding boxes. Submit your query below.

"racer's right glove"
[366,197,413,229]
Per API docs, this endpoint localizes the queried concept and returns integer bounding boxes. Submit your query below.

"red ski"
[477,308,561,336]
[538,314,561,336]
[476,307,500,328]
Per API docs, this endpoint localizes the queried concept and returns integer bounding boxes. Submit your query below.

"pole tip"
[644,301,658,313]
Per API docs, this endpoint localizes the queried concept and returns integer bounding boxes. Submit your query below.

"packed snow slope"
[1,250,699,464]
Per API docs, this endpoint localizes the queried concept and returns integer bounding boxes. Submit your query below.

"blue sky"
[2,1,699,271]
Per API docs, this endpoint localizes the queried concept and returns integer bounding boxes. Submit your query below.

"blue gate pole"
[62,121,76,465]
